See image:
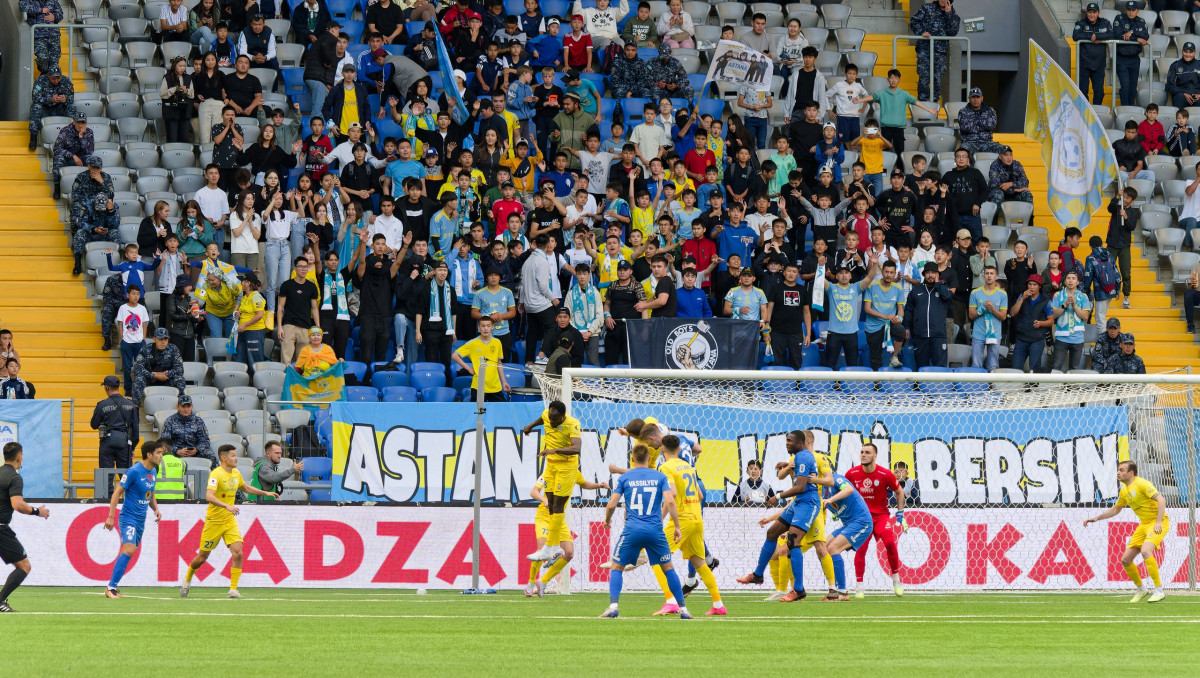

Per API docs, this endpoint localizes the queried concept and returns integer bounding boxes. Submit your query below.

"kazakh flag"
[1024,39,1119,229]
[435,30,470,126]
[282,362,346,411]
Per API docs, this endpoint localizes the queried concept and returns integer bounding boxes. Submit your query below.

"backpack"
[1094,255,1119,295]
[599,43,620,75]
[290,423,326,459]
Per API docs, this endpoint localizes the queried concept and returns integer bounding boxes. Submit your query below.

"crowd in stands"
[20,0,1170,430]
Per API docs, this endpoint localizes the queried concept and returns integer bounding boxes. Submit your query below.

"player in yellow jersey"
[658,435,726,616]
[180,445,278,599]
[761,430,838,601]
[523,401,582,562]
[525,471,609,597]
[1084,460,1169,603]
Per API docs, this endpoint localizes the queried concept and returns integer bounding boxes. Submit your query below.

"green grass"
[3,588,1200,676]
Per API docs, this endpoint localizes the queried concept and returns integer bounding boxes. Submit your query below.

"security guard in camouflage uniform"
[74,194,121,275]
[160,394,217,469]
[1072,3,1112,105]
[91,376,141,469]
[909,0,960,102]
[70,155,114,237]
[52,111,93,198]
[101,274,128,352]
[27,65,74,150]
[21,0,64,76]
[131,328,186,404]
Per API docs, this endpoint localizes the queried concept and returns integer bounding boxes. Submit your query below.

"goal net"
[537,369,1200,593]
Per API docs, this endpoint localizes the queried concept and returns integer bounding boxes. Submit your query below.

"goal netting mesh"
[536,369,1200,593]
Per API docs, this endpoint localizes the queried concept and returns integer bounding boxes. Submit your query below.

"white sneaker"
[524,581,537,597]
[1122,296,1131,309]
[544,578,562,594]
[764,591,786,601]
[179,581,190,598]
[526,545,553,561]
[548,547,565,562]
[394,347,404,364]
[889,356,902,368]
[855,581,865,599]
[227,589,242,599]
[1148,589,1166,603]
[1130,587,1148,603]
[893,580,904,597]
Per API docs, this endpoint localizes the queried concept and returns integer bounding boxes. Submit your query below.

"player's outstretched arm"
[603,493,621,528]
[104,484,126,530]
[521,416,545,436]
[825,482,855,504]
[240,480,280,499]
[775,459,794,480]
[608,464,630,475]
[1083,505,1122,527]
[581,480,610,491]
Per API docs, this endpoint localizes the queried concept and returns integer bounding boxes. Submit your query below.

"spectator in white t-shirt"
[115,286,150,396]
[194,164,230,256]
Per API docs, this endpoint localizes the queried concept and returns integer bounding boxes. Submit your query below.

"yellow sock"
[697,564,722,605]
[652,565,675,602]
[1145,556,1162,587]
[769,558,784,591]
[820,552,835,589]
[1124,562,1144,587]
[230,567,242,590]
[541,558,568,584]
[779,555,792,589]
[529,561,541,583]
[185,566,197,583]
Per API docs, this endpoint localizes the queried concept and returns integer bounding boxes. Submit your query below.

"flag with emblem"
[435,30,470,126]
[282,362,347,411]
[1024,39,1118,230]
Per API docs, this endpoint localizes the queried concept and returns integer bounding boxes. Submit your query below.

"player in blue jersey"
[821,472,875,601]
[737,429,822,602]
[601,443,691,619]
[102,439,164,598]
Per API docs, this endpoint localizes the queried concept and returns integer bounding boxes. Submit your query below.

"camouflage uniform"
[611,49,654,100]
[131,341,186,404]
[28,73,75,136]
[1090,333,1122,374]
[647,44,694,102]
[161,412,218,468]
[52,122,93,184]
[69,169,114,235]
[100,274,128,348]
[74,194,120,255]
[20,0,64,74]
[909,1,960,102]
[1114,346,1146,374]
[958,103,1003,154]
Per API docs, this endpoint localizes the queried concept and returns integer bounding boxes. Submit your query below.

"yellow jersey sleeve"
[542,413,581,463]
[816,453,832,478]
[1119,477,1162,524]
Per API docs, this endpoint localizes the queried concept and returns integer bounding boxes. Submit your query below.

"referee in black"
[1,442,50,612]
[90,375,140,468]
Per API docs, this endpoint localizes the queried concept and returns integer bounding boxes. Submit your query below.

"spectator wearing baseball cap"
[161,394,217,469]
[562,14,594,72]
[1092,316,1124,374]
[1113,332,1146,374]
[1111,1,1148,106]
[986,145,1033,207]
[604,258,649,365]
[91,376,140,469]
[1167,43,1200,108]
[1073,3,1111,105]
[957,88,1002,155]
[131,328,186,404]
[902,260,953,369]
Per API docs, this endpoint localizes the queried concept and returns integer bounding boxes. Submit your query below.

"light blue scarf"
[322,268,349,321]
[430,280,455,334]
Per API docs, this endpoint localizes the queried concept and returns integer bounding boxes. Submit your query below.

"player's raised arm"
[824,479,856,504]
[521,416,545,436]
[758,506,786,527]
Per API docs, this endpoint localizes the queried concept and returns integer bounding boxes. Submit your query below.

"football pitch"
[4,589,1200,675]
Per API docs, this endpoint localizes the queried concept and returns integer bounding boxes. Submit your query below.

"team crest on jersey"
[664,321,719,370]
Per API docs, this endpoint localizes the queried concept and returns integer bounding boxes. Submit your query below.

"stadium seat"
[345,385,380,402]
[302,457,333,482]
[411,361,446,376]
[371,371,410,390]
[343,361,368,383]
[421,387,458,402]
[382,386,419,402]
[310,489,332,501]
[410,370,446,391]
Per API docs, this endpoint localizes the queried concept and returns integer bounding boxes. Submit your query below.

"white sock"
[856,581,864,592]
[679,606,690,615]
[665,597,677,606]
[712,600,725,609]
[608,602,619,610]
[892,573,901,584]
[705,553,715,566]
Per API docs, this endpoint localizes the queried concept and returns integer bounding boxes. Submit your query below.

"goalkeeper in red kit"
[843,443,906,598]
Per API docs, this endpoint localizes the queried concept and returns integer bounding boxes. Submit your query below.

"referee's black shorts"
[0,525,27,564]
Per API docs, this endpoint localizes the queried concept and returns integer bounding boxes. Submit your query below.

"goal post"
[539,368,1200,593]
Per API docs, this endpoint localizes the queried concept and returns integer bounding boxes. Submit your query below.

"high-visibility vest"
[155,454,187,501]
[248,460,279,502]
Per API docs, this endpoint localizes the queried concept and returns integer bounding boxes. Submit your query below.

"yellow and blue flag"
[1024,39,1119,230]
[435,30,470,126]
[282,362,347,411]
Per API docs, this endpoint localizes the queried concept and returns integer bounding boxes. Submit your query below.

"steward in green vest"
[154,454,187,501]
[249,441,301,502]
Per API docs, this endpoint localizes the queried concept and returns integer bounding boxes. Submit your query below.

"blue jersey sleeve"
[793,450,818,479]
[119,466,136,490]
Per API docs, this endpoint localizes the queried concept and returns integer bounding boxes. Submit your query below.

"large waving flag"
[1024,39,1119,229]
[282,362,347,412]
[435,30,470,126]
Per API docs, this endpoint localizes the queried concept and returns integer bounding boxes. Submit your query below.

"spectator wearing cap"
[323,64,375,143]
[235,272,269,368]
[537,307,586,374]
[648,44,695,101]
[1113,333,1146,374]
[91,376,140,469]
[238,14,281,73]
[132,328,186,404]
[603,258,649,364]
[291,0,330,46]
[1091,317,1124,373]
[1008,272,1051,372]
[1111,1,1148,106]
[562,14,594,72]
[161,395,216,469]
[942,148,988,240]
[958,88,1002,155]
[69,155,115,238]
[363,47,397,101]
[72,194,120,275]
[903,261,953,368]
[304,21,342,118]
[908,0,959,101]
[1114,120,1154,182]
[1168,42,1200,108]
[1072,3,1111,105]
[987,146,1032,206]
[28,65,75,151]
[51,111,92,198]
[875,168,920,248]
[552,94,596,172]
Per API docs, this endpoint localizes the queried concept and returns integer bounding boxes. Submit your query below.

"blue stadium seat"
[688,74,708,97]
[955,366,989,393]
[280,67,310,112]
[422,386,458,402]
[382,385,419,402]
[620,97,651,122]
[310,489,332,501]
[343,361,368,383]
[502,366,526,388]
[340,19,365,42]
[600,97,617,121]
[326,0,356,18]
[451,375,474,393]
[411,361,446,376]
[582,72,607,97]
[801,344,822,367]
[371,371,410,390]
[605,363,630,369]
[840,366,872,372]
[697,98,724,120]
[303,456,333,482]
[345,385,380,402]
[406,20,426,38]
[512,340,526,364]
[410,370,446,391]
[917,366,955,394]
[799,367,836,395]
[345,43,370,64]
[541,0,570,20]
[504,0,524,13]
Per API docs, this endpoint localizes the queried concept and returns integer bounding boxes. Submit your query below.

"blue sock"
[754,538,776,577]
[663,568,686,603]
[109,552,132,589]
[609,569,623,604]
[832,553,845,590]
[687,562,696,578]
[789,547,805,593]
